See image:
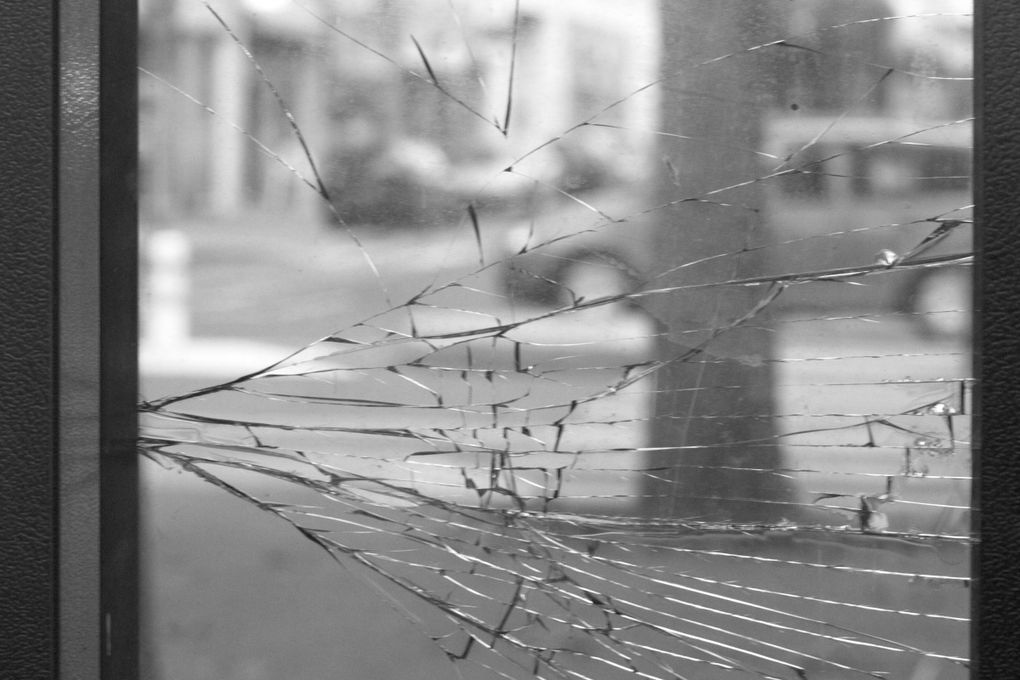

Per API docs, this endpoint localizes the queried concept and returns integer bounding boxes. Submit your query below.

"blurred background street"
[139,216,970,680]
[137,1,973,677]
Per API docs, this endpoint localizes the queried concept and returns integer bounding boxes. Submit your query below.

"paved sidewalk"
[138,210,656,395]
[141,211,501,347]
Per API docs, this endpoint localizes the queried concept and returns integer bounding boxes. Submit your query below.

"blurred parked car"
[499,115,972,338]
[759,115,972,337]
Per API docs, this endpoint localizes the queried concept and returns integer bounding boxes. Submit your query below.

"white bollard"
[142,229,191,347]
[138,229,301,380]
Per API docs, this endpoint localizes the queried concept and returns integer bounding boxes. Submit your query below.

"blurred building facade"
[139,0,661,223]
[139,0,970,224]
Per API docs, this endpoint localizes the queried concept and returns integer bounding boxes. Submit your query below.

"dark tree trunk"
[643,1,793,523]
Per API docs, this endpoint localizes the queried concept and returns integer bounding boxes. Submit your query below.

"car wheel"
[554,250,642,308]
[905,266,972,340]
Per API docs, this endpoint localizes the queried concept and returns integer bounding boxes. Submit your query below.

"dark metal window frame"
[0,2,1015,678]
[0,1,136,679]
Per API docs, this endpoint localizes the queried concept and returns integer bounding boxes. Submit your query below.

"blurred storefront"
[139,1,968,226]
[139,0,661,225]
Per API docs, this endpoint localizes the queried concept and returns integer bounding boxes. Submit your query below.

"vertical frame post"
[0,0,138,677]
[100,0,139,677]
[974,2,1020,679]
[0,1,60,673]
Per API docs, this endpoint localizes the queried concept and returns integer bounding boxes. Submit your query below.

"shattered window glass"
[138,1,973,678]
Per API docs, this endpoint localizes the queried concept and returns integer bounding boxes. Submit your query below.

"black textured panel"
[975,2,1020,678]
[0,2,57,680]
[100,0,139,677]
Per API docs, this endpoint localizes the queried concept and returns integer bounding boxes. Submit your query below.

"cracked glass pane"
[138,1,973,678]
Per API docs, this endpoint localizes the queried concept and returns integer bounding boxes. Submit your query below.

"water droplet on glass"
[927,402,957,416]
[875,249,898,266]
